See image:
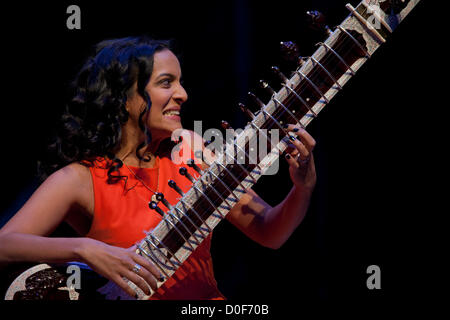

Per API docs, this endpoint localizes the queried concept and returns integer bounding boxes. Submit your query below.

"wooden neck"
[134,0,422,299]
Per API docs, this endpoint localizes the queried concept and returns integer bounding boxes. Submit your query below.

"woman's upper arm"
[0,163,93,237]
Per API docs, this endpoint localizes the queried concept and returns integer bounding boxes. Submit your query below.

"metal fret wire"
[220,143,258,184]
[179,199,212,232]
[166,210,202,245]
[204,169,241,202]
[310,56,343,89]
[173,205,208,239]
[280,83,316,119]
[144,237,178,270]
[272,96,304,124]
[198,175,234,211]
[317,42,356,75]
[233,140,262,174]
[259,25,363,137]
[163,211,196,250]
[164,27,362,259]
[143,21,369,272]
[149,234,182,267]
[192,184,226,219]
[295,70,330,104]
[137,243,170,278]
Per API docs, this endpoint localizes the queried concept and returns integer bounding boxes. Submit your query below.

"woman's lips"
[163,114,181,121]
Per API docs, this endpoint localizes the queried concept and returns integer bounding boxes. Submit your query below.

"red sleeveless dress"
[85,151,225,300]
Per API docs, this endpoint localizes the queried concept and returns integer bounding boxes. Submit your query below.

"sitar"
[4,0,421,300]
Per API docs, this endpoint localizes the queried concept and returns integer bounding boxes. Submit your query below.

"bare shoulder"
[45,162,92,192]
[57,162,92,184]
[44,163,94,213]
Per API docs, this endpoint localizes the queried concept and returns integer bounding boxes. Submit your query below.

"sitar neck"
[134,0,421,299]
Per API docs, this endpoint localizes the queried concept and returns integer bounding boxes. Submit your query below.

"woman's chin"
[150,123,183,140]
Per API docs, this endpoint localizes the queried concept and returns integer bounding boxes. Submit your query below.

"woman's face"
[146,49,187,140]
[127,49,188,142]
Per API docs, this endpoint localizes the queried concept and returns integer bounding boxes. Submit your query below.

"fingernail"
[285,154,291,159]
[282,123,289,128]
[293,128,299,132]
[288,135,296,141]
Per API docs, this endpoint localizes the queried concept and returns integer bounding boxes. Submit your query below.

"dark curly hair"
[39,36,171,183]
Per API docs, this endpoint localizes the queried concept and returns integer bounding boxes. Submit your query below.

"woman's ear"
[125,81,139,113]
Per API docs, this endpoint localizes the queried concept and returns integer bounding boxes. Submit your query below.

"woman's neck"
[115,127,172,168]
[116,123,153,168]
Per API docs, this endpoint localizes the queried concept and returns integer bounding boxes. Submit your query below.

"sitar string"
[150,25,370,268]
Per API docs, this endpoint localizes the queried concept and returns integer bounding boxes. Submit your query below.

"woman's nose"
[174,83,188,104]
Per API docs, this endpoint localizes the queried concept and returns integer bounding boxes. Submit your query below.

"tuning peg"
[280,41,308,66]
[306,10,332,35]
[179,167,195,183]
[271,66,289,83]
[203,140,213,148]
[280,41,301,63]
[296,55,307,68]
[148,200,165,216]
[221,120,233,130]
[173,135,183,144]
[153,192,172,210]
[238,102,255,120]
[248,91,265,108]
[259,80,276,96]
[202,134,216,148]
[168,180,184,196]
[187,158,203,174]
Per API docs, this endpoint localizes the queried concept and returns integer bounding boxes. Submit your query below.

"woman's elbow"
[258,236,286,250]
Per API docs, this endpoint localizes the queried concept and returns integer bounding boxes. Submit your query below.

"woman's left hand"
[283,125,317,191]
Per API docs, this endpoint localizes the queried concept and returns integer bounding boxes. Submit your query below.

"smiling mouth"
[162,109,180,116]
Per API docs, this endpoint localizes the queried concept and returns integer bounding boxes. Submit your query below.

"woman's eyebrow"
[155,73,176,80]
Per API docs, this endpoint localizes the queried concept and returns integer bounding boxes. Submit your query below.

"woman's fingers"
[288,135,310,160]
[116,258,157,297]
[285,153,300,169]
[128,245,164,282]
[129,260,159,291]
[113,275,140,298]
[82,241,163,298]
[283,125,316,162]
[133,252,165,283]
[294,127,316,152]
[123,268,153,296]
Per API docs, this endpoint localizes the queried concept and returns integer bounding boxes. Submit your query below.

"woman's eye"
[159,79,171,87]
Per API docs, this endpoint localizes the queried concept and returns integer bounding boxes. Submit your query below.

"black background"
[0,0,442,309]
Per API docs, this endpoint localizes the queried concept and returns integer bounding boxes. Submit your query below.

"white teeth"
[163,110,180,116]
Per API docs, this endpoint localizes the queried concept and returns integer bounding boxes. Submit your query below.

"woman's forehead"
[152,49,181,75]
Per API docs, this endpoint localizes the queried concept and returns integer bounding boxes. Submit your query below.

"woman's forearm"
[0,232,90,264]
[260,185,313,249]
